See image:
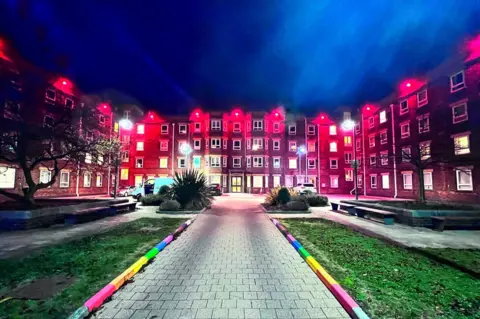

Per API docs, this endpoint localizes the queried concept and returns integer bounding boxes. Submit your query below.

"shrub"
[291,195,308,203]
[286,200,309,211]
[277,187,292,205]
[170,170,212,209]
[158,185,171,196]
[305,194,329,207]
[140,194,164,206]
[159,199,181,211]
[265,186,296,206]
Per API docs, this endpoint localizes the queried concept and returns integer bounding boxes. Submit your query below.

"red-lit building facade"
[118,108,356,194]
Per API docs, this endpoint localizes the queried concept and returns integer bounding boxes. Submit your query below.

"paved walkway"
[93,196,347,319]
[269,207,480,249]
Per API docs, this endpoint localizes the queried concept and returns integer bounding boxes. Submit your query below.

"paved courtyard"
[93,195,348,319]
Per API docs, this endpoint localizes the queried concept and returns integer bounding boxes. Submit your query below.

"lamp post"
[180,143,192,169]
[297,145,306,183]
[341,119,358,200]
[114,118,133,198]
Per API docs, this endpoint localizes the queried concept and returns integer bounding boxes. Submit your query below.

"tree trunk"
[417,166,425,202]
[21,186,37,206]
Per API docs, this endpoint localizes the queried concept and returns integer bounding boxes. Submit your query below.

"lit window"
[418,114,430,133]
[382,174,390,189]
[193,156,201,169]
[273,140,280,150]
[308,159,315,169]
[288,125,296,135]
[453,133,470,155]
[84,153,92,164]
[273,176,281,187]
[288,158,297,169]
[160,141,168,151]
[329,125,337,135]
[210,157,220,168]
[253,138,263,150]
[417,90,428,107]
[253,120,263,131]
[289,141,297,152]
[233,157,241,168]
[178,157,186,168]
[135,158,143,168]
[424,171,433,190]
[159,158,168,168]
[401,147,411,162]
[83,172,91,187]
[330,176,339,188]
[456,167,473,191]
[401,122,410,138]
[380,131,387,144]
[59,171,70,188]
[120,168,129,180]
[137,124,145,134]
[345,169,353,181]
[134,175,143,186]
[179,124,187,134]
[194,122,201,132]
[329,141,337,152]
[193,139,201,150]
[211,138,221,149]
[330,158,338,169]
[308,142,315,152]
[380,151,388,166]
[136,141,144,151]
[419,141,431,160]
[273,157,281,168]
[344,136,352,147]
[369,135,375,148]
[450,71,465,92]
[253,156,264,167]
[253,176,263,188]
[211,120,221,130]
[452,103,468,124]
[161,124,169,134]
[308,125,315,135]
[273,122,280,133]
[233,122,241,132]
[39,169,52,184]
[399,100,409,115]
[402,172,413,190]
[368,117,375,128]
[344,152,352,163]
[370,154,376,166]
[370,175,377,189]
[379,111,387,123]
[96,174,103,187]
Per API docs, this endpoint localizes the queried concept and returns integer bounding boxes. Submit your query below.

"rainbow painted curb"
[271,218,370,319]
[68,218,195,319]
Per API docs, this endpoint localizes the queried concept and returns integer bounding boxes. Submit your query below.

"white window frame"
[453,133,470,155]
[137,124,145,134]
[379,111,387,124]
[456,167,473,191]
[330,175,339,188]
[179,124,187,134]
[253,120,263,131]
[210,157,221,168]
[369,135,375,148]
[59,171,70,188]
[193,139,201,150]
[233,157,241,168]
[178,157,186,168]
[253,175,263,188]
[452,103,468,124]
[329,125,337,135]
[380,151,388,166]
[330,158,338,169]
[399,100,409,115]
[159,157,168,168]
[160,140,168,151]
[382,173,390,189]
[308,158,315,169]
[222,156,227,167]
[273,139,280,151]
[233,122,241,132]
[120,168,129,180]
[192,156,201,169]
[211,138,221,149]
[401,147,411,162]
[423,170,433,190]
[344,152,352,164]
[289,141,297,152]
[419,141,431,160]
[273,122,280,133]
[288,158,297,169]
[344,136,352,147]
[288,125,296,135]
[246,156,251,167]
[345,169,353,182]
[45,88,56,101]
[136,141,144,151]
[253,138,263,150]
[380,130,387,145]
[161,124,169,134]
[368,117,375,128]
[83,172,91,188]
[273,157,281,168]
[450,70,465,93]
[370,154,376,166]
[96,174,103,187]
[417,89,428,107]
[253,156,264,168]
[39,169,52,184]
[308,142,315,152]
[329,141,337,152]
[370,174,377,189]
[308,125,315,135]
[233,140,241,150]
[417,114,430,133]
[135,157,144,168]
[194,122,201,132]
[211,120,221,130]
[99,115,106,126]
[402,172,413,190]
[223,139,227,150]
[400,122,410,138]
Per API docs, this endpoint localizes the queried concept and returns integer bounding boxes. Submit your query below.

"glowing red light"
[275,112,279,116]
[321,116,325,120]
[103,104,107,109]
[195,112,199,116]
[406,82,411,87]
[366,107,371,111]
[235,112,238,116]
[62,80,67,85]
[150,115,154,119]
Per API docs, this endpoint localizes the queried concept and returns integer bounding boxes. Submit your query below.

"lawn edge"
[67,217,196,319]
[270,218,370,319]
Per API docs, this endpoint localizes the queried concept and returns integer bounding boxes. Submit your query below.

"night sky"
[1,1,480,115]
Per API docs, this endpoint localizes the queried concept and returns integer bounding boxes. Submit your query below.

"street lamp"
[296,145,306,183]
[113,118,133,198]
[180,143,192,169]
[341,119,358,200]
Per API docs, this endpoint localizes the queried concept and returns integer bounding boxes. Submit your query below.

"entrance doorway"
[231,176,242,193]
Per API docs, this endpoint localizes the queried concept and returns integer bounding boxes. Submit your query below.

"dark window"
[46,89,56,101]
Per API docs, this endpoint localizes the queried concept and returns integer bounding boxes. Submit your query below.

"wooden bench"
[354,206,396,225]
[64,207,110,225]
[330,201,356,216]
[330,201,340,211]
[431,216,480,231]
[109,202,137,214]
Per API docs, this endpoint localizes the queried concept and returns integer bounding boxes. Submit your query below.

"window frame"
[382,173,390,189]
[161,124,169,134]
[59,171,70,188]
[136,141,144,151]
[253,156,264,168]
[233,157,241,168]
[329,158,338,169]
[83,172,91,188]
[273,157,281,168]
[179,124,187,134]
[178,157,187,168]
[402,172,413,190]
[330,175,339,188]
[369,154,376,166]
[210,138,221,149]
[423,170,433,190]
[380,151,388,166]
[417,89,428,107]
[307,125,315,135]
[453,133,470,155]
[370,174,377,189]
[400,122,410,138]
[329,141,338,152]
[288,158,297,169]
[288,125,296,135]
[401,147,411,162]
[329,125,337,136]
[450,70,465,93]
[452,103,468,124]
[417,114,430,133]
[344,152,352,164]
[456,167,473,191]
[159,157,168,168]
[368,135,375,148]
[380,130,388,144]
[253,120,263,131]
[289,141,297,152]
[399,100,409,115]
[379,110,387,124]
[233,140,241,150]
[160,140,168,151]
[308,158,316,169]
[193,139,201,150]
[273,139,280,151]
[211,120,221,130]
[135,157,144,168]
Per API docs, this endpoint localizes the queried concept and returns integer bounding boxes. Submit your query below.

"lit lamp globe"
[180,143,192,155]
[341,119,355,131]
[119,119,133,130]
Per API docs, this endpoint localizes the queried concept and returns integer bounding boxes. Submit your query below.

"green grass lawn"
[282,219,480,319]
[421,248,480,274]
[0,218,186,319]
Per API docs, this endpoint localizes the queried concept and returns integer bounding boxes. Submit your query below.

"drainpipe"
[304,117,308,183]
[317,124,321,194]
[390,104,398,198]
[361,113,367,196]
[75,163,80,197]
[171,123,175,177]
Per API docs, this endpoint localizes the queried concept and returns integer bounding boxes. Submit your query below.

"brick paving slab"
[93,196,348,319]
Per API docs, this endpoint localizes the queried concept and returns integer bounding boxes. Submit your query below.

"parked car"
[207,184,222,196]
[112,186,136,197]
[293,183,317,194]
[132,177,174,200]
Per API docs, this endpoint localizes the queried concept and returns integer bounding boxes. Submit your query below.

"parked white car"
[294,183,317,194]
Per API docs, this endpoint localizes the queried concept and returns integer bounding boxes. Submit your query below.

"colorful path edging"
[271,218,370,319]
[67,218,194,319]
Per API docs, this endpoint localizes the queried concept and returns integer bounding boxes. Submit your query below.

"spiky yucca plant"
[264,186,296,206]
[170,170,213,209]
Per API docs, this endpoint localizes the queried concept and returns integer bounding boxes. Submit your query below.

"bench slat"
[355,207,395,215]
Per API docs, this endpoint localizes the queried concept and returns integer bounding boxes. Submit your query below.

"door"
[231,176,242,193]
